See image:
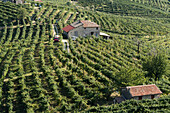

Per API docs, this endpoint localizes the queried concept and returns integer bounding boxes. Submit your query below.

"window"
[139,96,142,100]
[151,95,154,99]
[96,27,98,30]
[84,28,86,29]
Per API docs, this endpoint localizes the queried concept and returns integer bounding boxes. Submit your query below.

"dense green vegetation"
[78,0,169,18]
[0,1,20,25]
[85,95,170,112]
[0,1,33,26]
[0,0,169,112]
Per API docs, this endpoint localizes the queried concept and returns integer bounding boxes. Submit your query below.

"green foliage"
[116,67,145,87]
[85,95,170,112]
[142,51,167,80]
[0,2,19,25]
[66,1,71,6]
[0,1,169,112]
[149,75,170,94]
[78,0,169,18]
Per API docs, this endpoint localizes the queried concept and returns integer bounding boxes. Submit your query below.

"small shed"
[121,84,162,100]
[100,32,110,40]
[114,84,162,104]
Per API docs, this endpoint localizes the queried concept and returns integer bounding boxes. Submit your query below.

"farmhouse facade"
[62,20,100,38]
[115,84,162,103]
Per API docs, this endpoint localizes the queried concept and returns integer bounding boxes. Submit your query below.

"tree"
[17,7,27,20]
[66,1,71,6]
[142,51,167,81]
[116,67,145,88]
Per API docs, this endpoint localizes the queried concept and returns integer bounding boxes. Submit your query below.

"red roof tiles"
[81,20,100,28]
[62,20,100,32]
[34,0,42,2]
[62,25,75,32]
[127,84,162,97]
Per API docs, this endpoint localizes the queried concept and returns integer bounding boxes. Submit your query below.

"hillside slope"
[0,1,169,112]
[78,0,170,18]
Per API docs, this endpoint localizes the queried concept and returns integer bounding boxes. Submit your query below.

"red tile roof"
[81,20,99,28]
[62,20,99,32]
[34,0,42,2]
[127,84,162,97]
[62,25,75,32]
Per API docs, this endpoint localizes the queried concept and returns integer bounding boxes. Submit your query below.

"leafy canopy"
[116,67,146,87]
[17,7,28,20]
[142,51,167,81]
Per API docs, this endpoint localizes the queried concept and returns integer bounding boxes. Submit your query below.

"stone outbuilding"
[122,84,162,100]
[62,20,100,39]
[114,84,162,103]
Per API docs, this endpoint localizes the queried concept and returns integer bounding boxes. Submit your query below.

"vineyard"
[0,1,33,26]
[78,0,170,18]
[0,0,170,112]
[85,95,170,112]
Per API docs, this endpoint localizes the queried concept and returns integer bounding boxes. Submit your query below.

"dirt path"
[0,23,36,30]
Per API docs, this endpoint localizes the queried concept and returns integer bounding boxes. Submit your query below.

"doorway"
[151,95,154,99]
[138,96,142,100]
[91,32,94,35]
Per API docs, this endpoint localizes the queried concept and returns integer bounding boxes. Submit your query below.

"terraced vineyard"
[0,2,20,25]
[0,1,170,112]
[86,94,170,112]
[0,25,169,112]
[0,1,33,26]
[78,0,170,18]
[130,0,169,12]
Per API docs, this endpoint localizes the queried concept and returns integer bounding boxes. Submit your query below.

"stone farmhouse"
[62,20,100,39]
[115,84,162,103]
